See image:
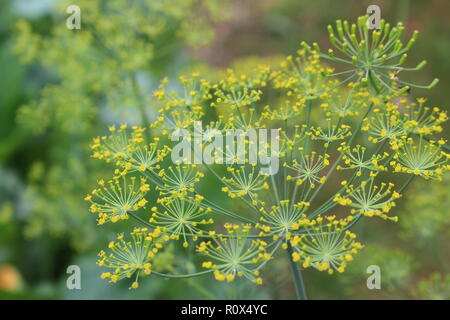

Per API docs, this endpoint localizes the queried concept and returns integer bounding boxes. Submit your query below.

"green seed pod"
[399,53,408,65]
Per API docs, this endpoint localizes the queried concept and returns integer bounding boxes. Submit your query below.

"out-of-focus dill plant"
[415,273,450,300]
[399,173,450,245]
[12,0,225,248]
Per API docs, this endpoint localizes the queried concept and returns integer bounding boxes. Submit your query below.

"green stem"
[286,242,308,300]
[399,175,415,193]
[152,269,214,279]
[368,71,381,95]
[162,266,218,300]
[185,278,218,300]
[304,100,313,151]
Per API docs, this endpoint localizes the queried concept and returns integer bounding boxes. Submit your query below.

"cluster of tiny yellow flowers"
[221,166,269,198]
[390,137,450,180]
[197,225,267,285]
[91,124,169,173]
[290,216,363,274]
[333,177,401,221]
[85,176,150,225]
[98,227,167,289]
[87,16,448,290]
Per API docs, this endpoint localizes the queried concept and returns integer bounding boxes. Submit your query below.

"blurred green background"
[0,0,449,299]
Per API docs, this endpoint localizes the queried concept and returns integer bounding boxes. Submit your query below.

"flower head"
[337,144,388,175]
[391,137,449,180]
[150,196,213,245]
[258,200,310,235]
[86,176,150,225]
[334,177,400,220]
[156,165,204,197]
[98,227,167,289]
[221,165,269,198]
[291,216,363,274]
[198,225,268,284]
[316,15,438,92]
[285,152,329,188]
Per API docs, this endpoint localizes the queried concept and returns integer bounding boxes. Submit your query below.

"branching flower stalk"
[86,16,449,298]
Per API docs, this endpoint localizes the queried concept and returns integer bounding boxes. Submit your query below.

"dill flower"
[258,200,310,235]
[225,108,264,131]
[91,125,169,173]
[98,227,167,289]
[150,196,213,246]
[156,165,204,197]
[211,67,272,109]
[400,98,447,135]
[85,176,150,225]
[363,104,406,143]
[321,87,367,118]
[316,15,439,92]
[337,144,388,175]
[290,216,363,274]
[391,137,450,180]
[334,177,400,220]
[197,225,268,284]
[310,120,352,146]
[285,152,329,188]
[269,101,303,121]
[221,165,269,198]
[157,75,213,109]
[274,49,335,100]
[214,87,262,109]
[12,0,228,247]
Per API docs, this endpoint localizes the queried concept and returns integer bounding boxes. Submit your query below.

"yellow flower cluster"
[197,225,267,285]
[334,177,401,220]
[290,216,363,274]
[86,176,150,225]
[98,227,168,289]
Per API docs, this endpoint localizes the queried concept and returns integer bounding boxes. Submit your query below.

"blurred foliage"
[13,0,225,134]
[0,0,448,299]
[9,0,226,248]
[414,272,450,299]
[400,173,450,245]
[340,245,417,298]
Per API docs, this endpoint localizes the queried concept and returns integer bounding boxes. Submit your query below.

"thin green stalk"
[286,242,307,300]
[185,278,219,300]
[153,266,218,300]
[398,174,415,193]
[270,173,281,204]
[152,269,214,279]
[304,100,313,151]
